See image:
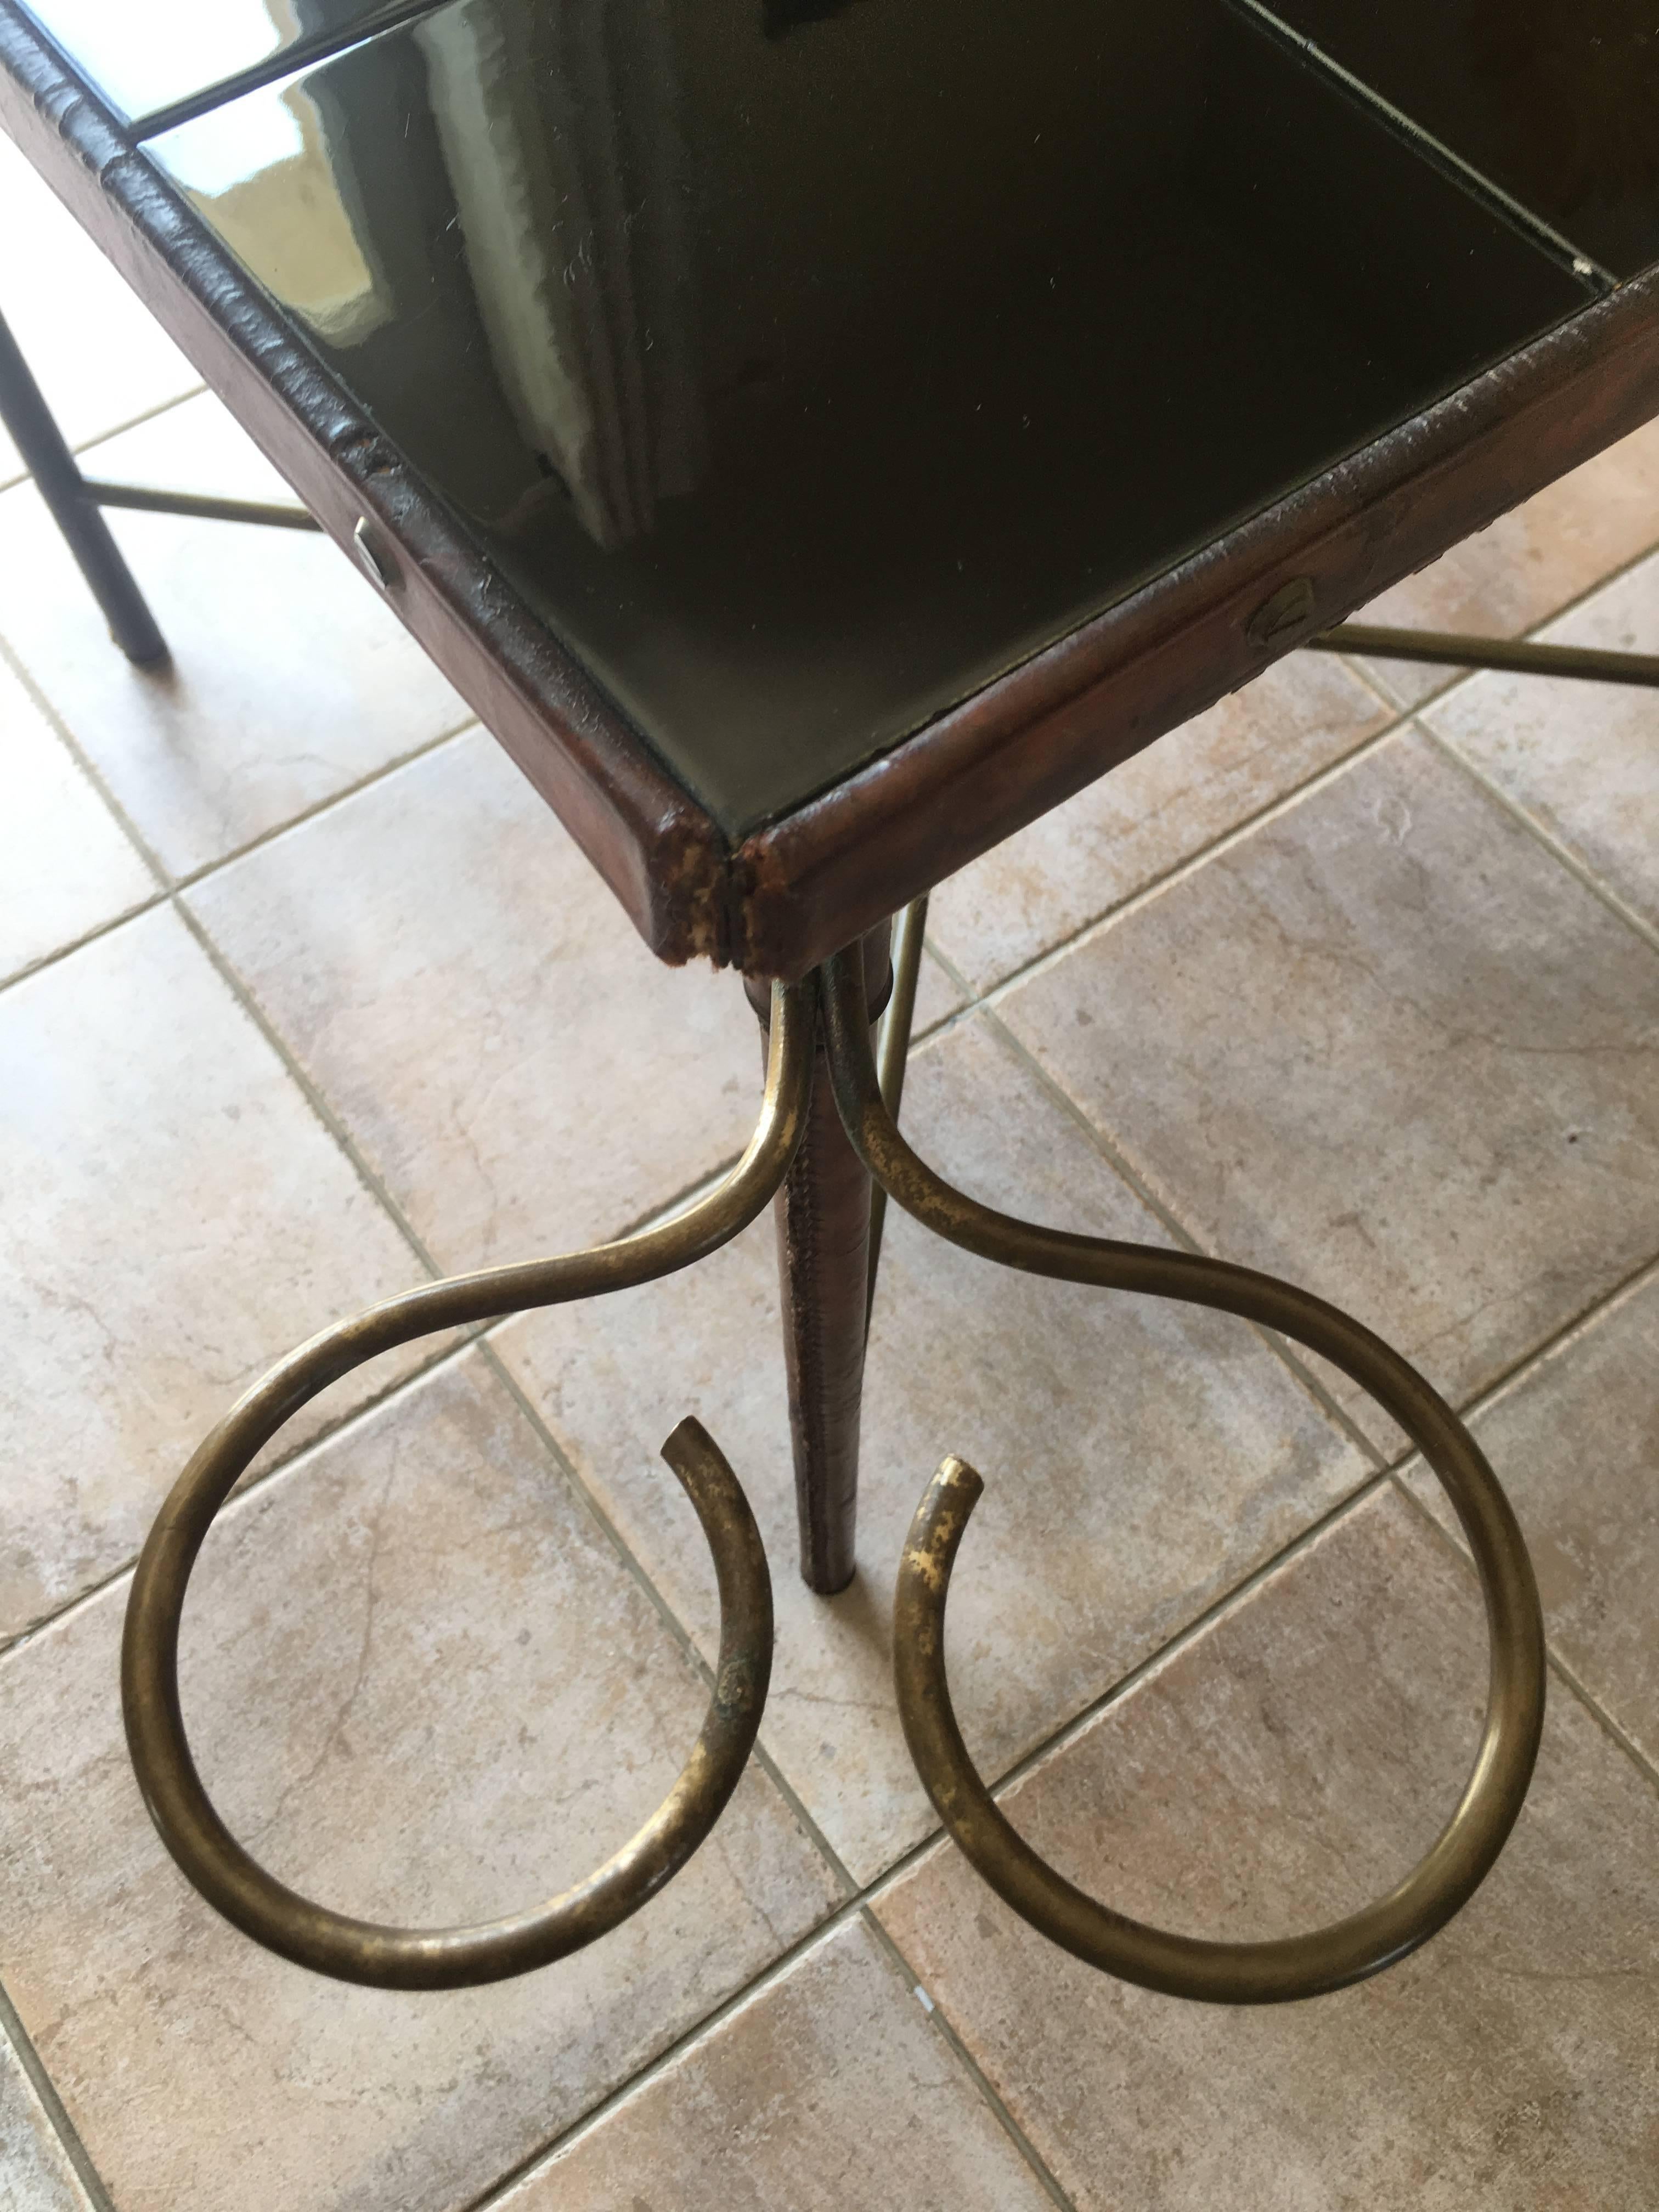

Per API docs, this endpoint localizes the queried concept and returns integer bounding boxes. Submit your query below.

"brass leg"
[866,892,928,1328]
[748,927,893,1595]
[121,951,1550,2011]
[123,985,812,1990]
[819,947,1548,2006]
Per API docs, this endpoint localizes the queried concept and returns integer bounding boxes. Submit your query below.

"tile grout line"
[1541,1647,1659,1799]
[855,1906,1081,2212]
[0,631,171,884]
[0,703,479,1009]
[0,886,171,997]
[0,1324,488,1663]
[472,1333,865,1901]
[456,1917,869,2209]
[1410,1248,1659,1453]
[927,517,1659,1023]
[460,1458,1407,2208]
[980,977,1659,1492]
[1385,1474,1659,1800]
[968,995,1395,1471]
[941,710,1408,1012]
[971,720,1406,1018]
[66,381,210,456]
[0,577,483,1002]
[1345,520,1659,722]
[0,379,209,496]
[168,713,479,890]
[1378,1244,1659,1797]
[594,1150,744,1246]
[966,1470,1395,1814]
[166,898,442,1278]
[0,1977,117,2212]
[1418,720,1659,960]
[454,1822,1078,2210]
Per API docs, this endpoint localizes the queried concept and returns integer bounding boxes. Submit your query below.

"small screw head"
[1246,576,1318,649]
[353,516,398,591]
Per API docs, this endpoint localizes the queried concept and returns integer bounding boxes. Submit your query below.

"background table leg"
[0,306,168,665]
[748,927,893,1594]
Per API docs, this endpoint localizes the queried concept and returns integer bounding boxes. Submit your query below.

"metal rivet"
[1246,575,1317,649]
[353,516,397,591]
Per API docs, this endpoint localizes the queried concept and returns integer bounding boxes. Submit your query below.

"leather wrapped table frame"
[3,0,1654,2019]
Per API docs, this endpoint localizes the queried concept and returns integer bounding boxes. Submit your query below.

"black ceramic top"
[29,0,1627,834]
[1261,0,1659,280]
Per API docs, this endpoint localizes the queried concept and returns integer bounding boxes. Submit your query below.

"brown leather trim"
[5,2,1657,979]
[0,3,728,966]
[731,266,1659,978]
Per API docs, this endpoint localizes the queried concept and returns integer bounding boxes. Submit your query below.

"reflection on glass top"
[147,0,1589,834]
[1264,0,1659,279]
[21,0,421,124]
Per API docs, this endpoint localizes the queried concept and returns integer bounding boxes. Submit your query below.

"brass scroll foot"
[125,950,1546,2013]
[121,985,811,1989]
[895,1452,1538,2005]
[126,1419,770,1990]
[819,946,1547,2006]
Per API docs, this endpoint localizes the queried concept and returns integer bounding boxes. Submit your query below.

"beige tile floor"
[2,177,1657,2212]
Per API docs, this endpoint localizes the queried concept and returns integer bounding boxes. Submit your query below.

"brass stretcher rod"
[80,481,321,531]
[64,455,1659,691]
[1310,623,1659,687]
[866,891,929,1327]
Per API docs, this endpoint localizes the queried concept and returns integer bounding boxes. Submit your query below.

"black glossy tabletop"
[1262,0,1659,281]
[26,0,1636,835]
[22,0,425,131]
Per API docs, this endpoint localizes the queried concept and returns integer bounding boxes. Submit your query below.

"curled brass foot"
[127,1420,770,1989]
[121,984,810,1989]
[820,947,1546,2005]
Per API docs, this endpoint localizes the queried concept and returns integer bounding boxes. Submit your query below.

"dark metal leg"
[748,927,893,1594]
[0,307,168,665]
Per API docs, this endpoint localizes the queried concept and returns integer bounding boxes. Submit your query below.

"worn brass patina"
[866,891,929,1325]
[121,983,810,1990]
[125,950,1547,2011]
[1311,622,1659,687]
[819,946,1546,2006]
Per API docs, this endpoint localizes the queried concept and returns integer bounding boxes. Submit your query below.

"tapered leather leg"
[747,927,892,1593]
